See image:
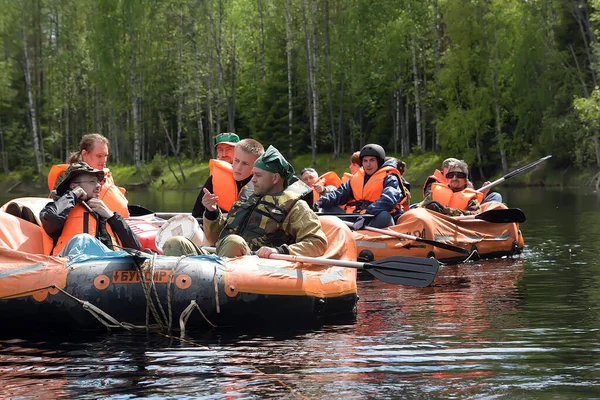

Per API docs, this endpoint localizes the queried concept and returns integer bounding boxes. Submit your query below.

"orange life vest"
[100,171,129,218]
[209,159,237,212]
[347,166,402,214]
[422,169,447,197]
[430,182,485,210]
[312,171,342,201]
[47,164,129,218]
[341,172,353,184]
[51,203,121,256]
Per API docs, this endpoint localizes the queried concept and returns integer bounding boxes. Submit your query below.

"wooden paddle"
[454,208,526,223]
[342,221,469,255]
[201,246,439,287]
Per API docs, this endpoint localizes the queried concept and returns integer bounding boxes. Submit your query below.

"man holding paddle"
[419,160,485,216]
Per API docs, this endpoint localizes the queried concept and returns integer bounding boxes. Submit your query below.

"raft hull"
[0,254,358,331]
[353,203,524,263]
[0,205,359,332]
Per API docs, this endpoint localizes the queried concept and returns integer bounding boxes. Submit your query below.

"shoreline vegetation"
[1,152,598,197]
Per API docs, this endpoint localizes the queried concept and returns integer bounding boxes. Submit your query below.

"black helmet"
[359,144,385,167]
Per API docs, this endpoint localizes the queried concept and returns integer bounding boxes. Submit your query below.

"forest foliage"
[1,0,600,182]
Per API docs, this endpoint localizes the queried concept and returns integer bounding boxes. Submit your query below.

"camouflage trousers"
[162,234,251,258]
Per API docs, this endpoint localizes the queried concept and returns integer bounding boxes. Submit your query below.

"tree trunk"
[302,0,318,166]
[324,0,336,156]
[159,111,187,183]
[411,34,422,151]
[285,0,294,158]
[22,23,43,176]
[228,37,236,132]
[394,90,400,154]
[570,0,597,87]
[190,14,205,159]
[65,105,69,159]
[403,98,410,157]
[0,118,8,173]
[258,0,266,83]
[337,80,344,155]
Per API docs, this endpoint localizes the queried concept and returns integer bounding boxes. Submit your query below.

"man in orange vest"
[192,132,241,218]
[419,160,483,216]
[40,162,141,256]
[313,144,404,228]
[423,157,502,204]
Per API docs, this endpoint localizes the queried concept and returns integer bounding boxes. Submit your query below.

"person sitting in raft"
[423,157,502,204]
[191,132,241,218]
[40,162,141,256]
[47,133,130,217]
[300,167,341,202]
[419,160,485,216]
[313,144,405,228]
[162,146,327,259]
[341,151,361,184]
[196,138,265,217]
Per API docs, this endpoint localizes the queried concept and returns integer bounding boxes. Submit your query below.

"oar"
[342,221,469,255]
[128,204,155,217]
[478,155,552,193]
[127,205,192,220]
[454,208,526,223]
[201,246,438,287]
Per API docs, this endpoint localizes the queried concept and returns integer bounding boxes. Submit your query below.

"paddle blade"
[364,256,439,287]
[128,204,154,217]
[476,208,526,223]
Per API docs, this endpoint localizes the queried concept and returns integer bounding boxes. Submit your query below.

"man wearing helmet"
[313,144,405,228]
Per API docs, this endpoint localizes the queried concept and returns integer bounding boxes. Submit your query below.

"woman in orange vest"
[341,151,361,184]
[313,144,404,228]
[47,133,129,217]
[40,162,141,256]
[419,160,484,216]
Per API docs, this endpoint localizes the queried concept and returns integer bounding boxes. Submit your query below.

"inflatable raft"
[0,200,360,331]
[352,202,524,263]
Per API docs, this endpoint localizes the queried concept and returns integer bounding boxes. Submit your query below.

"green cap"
[254,145,295,185]
[214,132,240,147]
[53,162,105,197]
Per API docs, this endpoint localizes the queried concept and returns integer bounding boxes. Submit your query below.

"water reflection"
[1,187,600,397]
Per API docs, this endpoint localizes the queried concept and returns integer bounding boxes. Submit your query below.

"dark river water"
[1,186,600,398]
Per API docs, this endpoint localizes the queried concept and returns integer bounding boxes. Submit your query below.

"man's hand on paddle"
[256,246,279,258]
[481,181,491,198]
[201,188,219,211]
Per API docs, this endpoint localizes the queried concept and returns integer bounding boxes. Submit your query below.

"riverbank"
[0,152,597,196]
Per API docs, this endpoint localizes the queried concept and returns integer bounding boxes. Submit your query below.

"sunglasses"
[300,168,316,175]
[446,171,467,179]
[72,180,100,185]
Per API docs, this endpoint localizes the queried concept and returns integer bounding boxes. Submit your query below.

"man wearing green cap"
[40,162,141,256]
[163,146,327,259]
[191,132,241,217]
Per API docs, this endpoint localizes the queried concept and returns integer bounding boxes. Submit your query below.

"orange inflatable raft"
[0,198,358,331]
[352,202,524,263]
